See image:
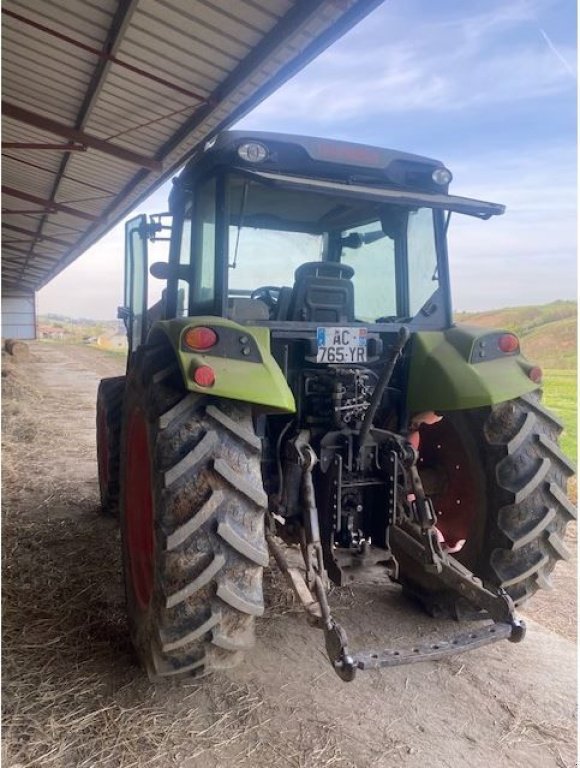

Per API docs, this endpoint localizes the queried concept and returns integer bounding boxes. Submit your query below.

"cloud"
[238,1,575,129]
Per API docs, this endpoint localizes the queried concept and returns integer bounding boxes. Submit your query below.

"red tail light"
[183,326,218,351]
[192,365,215,387]
[498,333,519,353]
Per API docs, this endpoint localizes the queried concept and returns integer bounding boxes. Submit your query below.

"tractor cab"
[123,131,504,357]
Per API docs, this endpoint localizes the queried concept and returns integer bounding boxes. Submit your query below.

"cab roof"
[182,130,449,194]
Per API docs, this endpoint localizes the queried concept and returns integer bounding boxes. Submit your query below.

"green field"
[543,369,577,464]
[457,301,577,466]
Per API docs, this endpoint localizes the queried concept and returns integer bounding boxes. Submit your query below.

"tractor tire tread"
[96,375,125,516]
[121,345,266,680]
[485,392,574,604]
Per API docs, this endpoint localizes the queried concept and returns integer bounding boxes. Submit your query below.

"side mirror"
[150,261,170,279]
[150,262,193,283]
[117,305,132,319]
[380,209,407,239]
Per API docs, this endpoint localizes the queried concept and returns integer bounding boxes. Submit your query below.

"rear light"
[192,365,215,388]
[497,333,519,353]
[529,366,543,383]
[183,326,217,351]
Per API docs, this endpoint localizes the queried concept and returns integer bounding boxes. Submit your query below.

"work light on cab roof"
[237,141,268,163]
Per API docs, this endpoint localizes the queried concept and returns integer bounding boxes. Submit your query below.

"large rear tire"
[402,392,575,612]
[119,346,268,679]
[96,376,125,515]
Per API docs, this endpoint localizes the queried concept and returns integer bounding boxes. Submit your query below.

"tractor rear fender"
[148,317,296,413]
[407,324,539,413]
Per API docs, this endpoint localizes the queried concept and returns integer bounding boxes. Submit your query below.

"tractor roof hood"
[242,169,506,219]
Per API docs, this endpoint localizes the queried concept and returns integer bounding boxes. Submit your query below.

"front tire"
[120,347,268,679]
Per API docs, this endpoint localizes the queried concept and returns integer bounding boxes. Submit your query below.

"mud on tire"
[466,392,575,604]
[120,346,268,680]
[96,376,125,515]
[405,391,575,612]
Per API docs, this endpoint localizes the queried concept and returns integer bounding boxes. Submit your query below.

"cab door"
[120,215,148,356]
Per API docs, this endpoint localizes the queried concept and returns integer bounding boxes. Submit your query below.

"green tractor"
[96,131,574,681]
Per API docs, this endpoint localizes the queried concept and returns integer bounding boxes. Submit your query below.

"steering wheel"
[251,285,281,310]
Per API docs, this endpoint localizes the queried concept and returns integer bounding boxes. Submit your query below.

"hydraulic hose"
[357,325,410,455]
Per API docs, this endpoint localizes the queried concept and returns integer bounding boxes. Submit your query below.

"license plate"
[316,326,367,364]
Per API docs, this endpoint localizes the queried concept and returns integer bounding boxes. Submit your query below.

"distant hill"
[455,301,577,370]
[37,315,120,344]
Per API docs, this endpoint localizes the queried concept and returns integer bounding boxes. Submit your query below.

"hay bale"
[5,339,30,359]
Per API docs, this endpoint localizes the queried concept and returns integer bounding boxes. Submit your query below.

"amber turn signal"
[528,366,543,383]
[183,326,217,351]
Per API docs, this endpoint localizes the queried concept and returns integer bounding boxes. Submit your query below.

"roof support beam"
[2,142,87,151]
[3,257,46,269]
[2,264,45,278]
[1,263,40,277]
[3,248,58,263]
[9,0,143,286]
[3,243,59,256]
[2,279,39,289]
[2,186,98,221]
[3,7,209,104]
[65,0,386,288]
[2,154,117,196]
[2,103,162,171]
[3,224,73,248]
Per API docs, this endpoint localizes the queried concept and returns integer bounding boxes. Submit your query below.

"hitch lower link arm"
[267,444,525,683]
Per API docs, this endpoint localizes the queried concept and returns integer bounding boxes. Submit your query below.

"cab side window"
[190,177,217,314]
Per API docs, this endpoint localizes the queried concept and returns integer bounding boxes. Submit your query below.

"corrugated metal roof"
[2,0,384,292]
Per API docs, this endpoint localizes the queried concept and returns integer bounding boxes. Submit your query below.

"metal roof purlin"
[9,0,143,286]
[60,0,345,272]
[1,154,117,196]
[72,0,386,271]
[3,224,74,249]
[3,143,87,152]
[2,103,162,171]
[2,187,98,221]
[2,7,209,104]
[2,0,387,292]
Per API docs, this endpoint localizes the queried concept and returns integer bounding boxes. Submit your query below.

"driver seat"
[287,262,355,323]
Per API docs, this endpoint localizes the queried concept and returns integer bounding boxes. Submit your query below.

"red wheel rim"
[417,419,479,549]
[124,409,155,610]
[97,404,109,492]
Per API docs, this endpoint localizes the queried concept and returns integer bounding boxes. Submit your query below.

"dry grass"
[2,343,576,768]
[1,360,242,767]
[1,355,356,768]
[1,506,304,768]
[497,700,577,768]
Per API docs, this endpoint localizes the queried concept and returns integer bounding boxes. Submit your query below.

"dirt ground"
[2,341,577,768]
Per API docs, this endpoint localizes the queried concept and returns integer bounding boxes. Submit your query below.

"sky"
[37,0,577,319]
